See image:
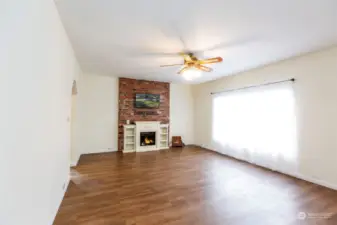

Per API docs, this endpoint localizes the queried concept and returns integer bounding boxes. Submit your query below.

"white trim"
[73,149,118,160]
[65,176,70,192]
[107,149,118,152]
[70,154,81,167]
[50,175,70,225]
[200,146,337,191]
[292,173,337,191]
[122,121,169,153]
[99,148,118,153]
[135,121,161,152]
[124,124,136,128]
[83,149,118,154]
[123,149,136,153]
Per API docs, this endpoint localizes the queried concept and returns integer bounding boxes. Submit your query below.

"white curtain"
[212,82,298,174]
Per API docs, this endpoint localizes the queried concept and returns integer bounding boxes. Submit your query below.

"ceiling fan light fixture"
[182,69,202,81]
[160,52,222,78]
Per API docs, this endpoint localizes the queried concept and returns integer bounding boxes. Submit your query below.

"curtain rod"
[210,78,295,95]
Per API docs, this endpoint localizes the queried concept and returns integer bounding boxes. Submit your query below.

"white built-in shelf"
[123,122,169,153]
[123,124,136,153]
[159,125,169,149]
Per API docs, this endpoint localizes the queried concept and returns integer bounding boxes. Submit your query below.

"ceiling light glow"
[182,69,202,80]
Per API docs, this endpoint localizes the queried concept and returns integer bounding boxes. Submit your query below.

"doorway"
[70,80,78,166]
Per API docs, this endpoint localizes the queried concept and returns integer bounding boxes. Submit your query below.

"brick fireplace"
[118,78,170,151]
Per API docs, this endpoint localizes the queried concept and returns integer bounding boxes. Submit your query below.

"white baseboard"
[65,175,70,192]
[293,173,337,191]
[70,154,81,167]
[123,150,136,153]
[83,149,118,155]
[198,145,337,191]
[99,148,118,152]
[271,168,337,191]
[50,175,70,225]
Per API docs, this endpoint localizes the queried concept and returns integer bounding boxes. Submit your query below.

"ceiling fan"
[160,52,223,74]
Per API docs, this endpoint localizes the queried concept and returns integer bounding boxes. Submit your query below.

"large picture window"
[212,82,298,173]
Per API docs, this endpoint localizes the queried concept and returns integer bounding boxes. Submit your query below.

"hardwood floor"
[54,146,337,225]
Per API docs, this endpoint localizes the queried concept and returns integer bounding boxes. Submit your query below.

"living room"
[2,0,337,225]
[71,75,194,161]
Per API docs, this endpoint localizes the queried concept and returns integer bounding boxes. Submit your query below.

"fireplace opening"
[140,132,156,146]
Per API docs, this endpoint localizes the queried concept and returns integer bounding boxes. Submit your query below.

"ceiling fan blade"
[179,52,192,62]
[178,35,188,52]
[169,23,189,53]
[178,66,190,74]
[195,37,259,54]
[160,63,184,67]
[195,65,213,72]
[198,57,223,65]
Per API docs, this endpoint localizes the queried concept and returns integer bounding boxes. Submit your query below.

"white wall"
[74,73,118,155]
[73,77,194,154]
[0,1,82,225]
[193,47,337,186]
[170,84,194,145]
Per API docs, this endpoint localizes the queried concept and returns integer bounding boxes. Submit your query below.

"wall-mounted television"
[135,93,160,109]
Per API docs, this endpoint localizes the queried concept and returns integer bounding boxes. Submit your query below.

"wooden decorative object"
[172,136,183,147]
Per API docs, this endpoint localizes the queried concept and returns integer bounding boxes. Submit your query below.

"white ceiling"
[56,0,337,84]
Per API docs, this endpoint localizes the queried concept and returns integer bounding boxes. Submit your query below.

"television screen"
[135,94,160,108]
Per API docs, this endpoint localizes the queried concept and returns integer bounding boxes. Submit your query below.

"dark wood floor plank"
[54,147,337,225]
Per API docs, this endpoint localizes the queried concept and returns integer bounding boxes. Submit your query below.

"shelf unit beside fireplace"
[123,124,136,153]
[123,123,169,153]
[159,124,169,149]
